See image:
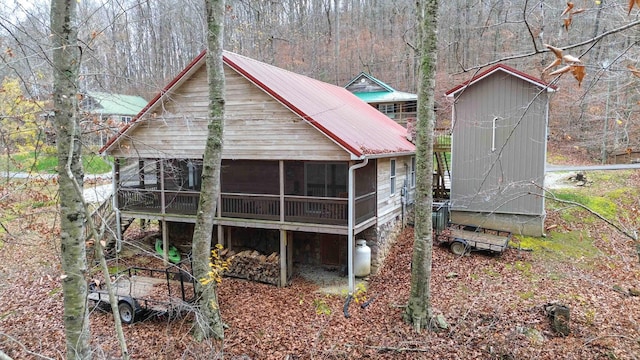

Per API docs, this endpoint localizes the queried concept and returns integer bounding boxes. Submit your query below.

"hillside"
[1,168,640,359]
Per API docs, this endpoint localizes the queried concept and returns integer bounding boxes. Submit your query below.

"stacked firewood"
[221,249,280,286]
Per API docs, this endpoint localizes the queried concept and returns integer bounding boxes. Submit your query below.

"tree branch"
[531,183,638,242]
[457,19,640,73]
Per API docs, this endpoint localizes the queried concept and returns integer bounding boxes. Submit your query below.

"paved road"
[546,163,640,172]
[3,172,113,204]
[83,184,113,203]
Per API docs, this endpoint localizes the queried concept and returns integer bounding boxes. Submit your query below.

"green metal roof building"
[82,91,148,121]
[344,72,417,126]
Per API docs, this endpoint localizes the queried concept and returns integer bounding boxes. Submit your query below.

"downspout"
[348,157,369,295]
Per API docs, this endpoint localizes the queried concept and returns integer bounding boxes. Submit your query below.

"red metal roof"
[445,64,557,97]
[101,50,415,158]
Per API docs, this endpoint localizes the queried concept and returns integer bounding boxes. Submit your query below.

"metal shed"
[445,64,557,236]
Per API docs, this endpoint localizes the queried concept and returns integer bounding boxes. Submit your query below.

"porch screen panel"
[305,163,347,197]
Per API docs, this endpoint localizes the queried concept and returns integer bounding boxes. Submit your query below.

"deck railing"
[117,188,375,226]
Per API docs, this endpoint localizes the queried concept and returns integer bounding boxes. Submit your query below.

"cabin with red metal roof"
[100,51,416,289]
[445,64,556,237]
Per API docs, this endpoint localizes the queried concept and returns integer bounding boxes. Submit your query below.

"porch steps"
[434,151,451,200]
[85,194,132,255]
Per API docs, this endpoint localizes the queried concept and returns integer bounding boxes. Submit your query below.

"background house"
[100,51,416,290]
[80,91,147,147]
[344,72,417,126]
[445,64,556,237]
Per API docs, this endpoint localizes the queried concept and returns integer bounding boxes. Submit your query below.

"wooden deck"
[117,189,376,227]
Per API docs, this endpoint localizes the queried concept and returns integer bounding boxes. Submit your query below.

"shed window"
[390,159,397,196]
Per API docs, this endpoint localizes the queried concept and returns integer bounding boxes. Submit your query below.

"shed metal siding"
[451,71,547,216]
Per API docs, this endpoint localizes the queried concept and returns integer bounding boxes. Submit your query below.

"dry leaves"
[543,43,586,86]
[1,179,640,359]
[560,2,585,30]
[630,0,640,15]
[628,64,640,78]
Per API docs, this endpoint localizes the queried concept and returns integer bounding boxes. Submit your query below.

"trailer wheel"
[450,240,467,255]
[118,301,136,324]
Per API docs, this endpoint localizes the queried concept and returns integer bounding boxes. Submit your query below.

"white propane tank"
[354,239,371,277]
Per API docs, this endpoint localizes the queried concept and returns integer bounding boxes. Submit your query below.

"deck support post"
[161,219,168,264]
[159,160,168,264]
[287,231,293,278]
[217,225,224,247]
[280,229,287,287]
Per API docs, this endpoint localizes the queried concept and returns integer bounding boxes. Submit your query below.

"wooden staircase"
[433,133,451,200]
[85,194,133,254]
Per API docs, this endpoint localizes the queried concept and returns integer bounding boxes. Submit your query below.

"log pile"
[222,249,280,286]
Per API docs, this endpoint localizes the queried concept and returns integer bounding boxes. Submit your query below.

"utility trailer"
[429,203,510,255]
[439,223,511,255]
[88,266,196,324]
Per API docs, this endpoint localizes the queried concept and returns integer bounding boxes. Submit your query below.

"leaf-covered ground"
[1,174,640,359]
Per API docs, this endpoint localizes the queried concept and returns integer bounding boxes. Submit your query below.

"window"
[378,103,396,118]
[121,116,132,123]
[410,156,416,188]
[390,159,396,196]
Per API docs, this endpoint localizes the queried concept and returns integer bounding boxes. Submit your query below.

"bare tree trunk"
[50,0,91,358]
[404,0,438,334]
[192,0,225,342]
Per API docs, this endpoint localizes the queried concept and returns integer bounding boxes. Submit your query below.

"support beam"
[162,220,168,264]
[159,160,165,215]
[217,225,224,247]
[287,231,293,278]
[279,161,285,222]
[280,229,287,287]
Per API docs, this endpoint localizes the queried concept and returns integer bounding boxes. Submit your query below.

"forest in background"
[1,0,639,161]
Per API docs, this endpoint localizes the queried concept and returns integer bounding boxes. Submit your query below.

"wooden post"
[159,160,168,264]
[159,159,165,215]
[217,225,224,247]
[279,160,285,222]
[162,220,168,264]
[287,231,293,280]
[280,229,287,287]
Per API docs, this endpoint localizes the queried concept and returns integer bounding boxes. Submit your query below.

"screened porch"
[114,158,377,227]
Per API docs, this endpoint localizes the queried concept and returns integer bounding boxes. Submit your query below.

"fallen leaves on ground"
[1,177,640,359]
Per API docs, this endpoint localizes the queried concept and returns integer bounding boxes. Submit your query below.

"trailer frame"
[88,265,196,324]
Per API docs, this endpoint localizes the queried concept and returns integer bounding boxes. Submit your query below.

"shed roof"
[84,92,148,116]
[101,51,415,158]
[445,64,557,97]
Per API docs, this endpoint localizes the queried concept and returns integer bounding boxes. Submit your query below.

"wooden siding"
[450,72,547,216]
[345,75,387,93]
[376,156,413,225]
[110,64,350,161]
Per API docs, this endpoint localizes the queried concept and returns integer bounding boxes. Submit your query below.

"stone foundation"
[360,218,404,274]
